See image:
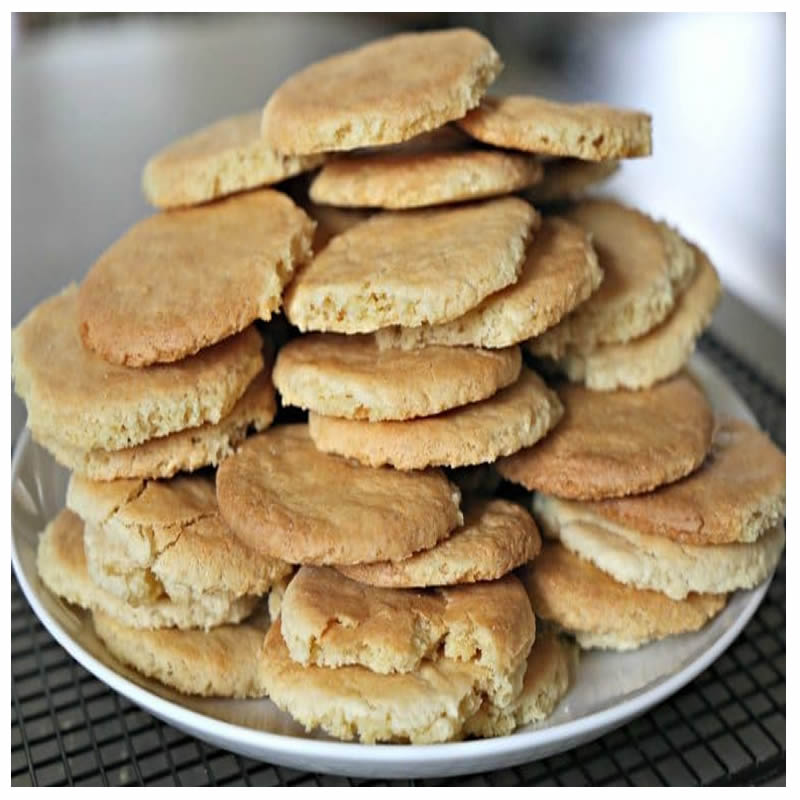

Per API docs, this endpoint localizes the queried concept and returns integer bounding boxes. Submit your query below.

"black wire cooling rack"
[10,332,786,786]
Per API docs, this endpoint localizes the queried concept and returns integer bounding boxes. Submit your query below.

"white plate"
[11,352,774,780]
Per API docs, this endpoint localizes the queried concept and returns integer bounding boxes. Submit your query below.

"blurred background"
[10,12,786,440]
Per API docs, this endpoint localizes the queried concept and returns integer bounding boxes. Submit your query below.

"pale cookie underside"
[496,372,714,499]
[308,367,562,469]
[78,190,314,366]
[336,498,542,587]
[273,333,522,421]
[36,510,259,630]
[457,95,652,160]
[11,286,264,452]
[261,28,503,155]
[374,216,602,350]
[283,196,538,333]
[215,425,463,565]
[142,110,324,209]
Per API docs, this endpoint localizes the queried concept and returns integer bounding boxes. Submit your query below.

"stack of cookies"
[11,26,786,745]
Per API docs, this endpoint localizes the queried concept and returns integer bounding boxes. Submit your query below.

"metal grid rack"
[10,332,786,786]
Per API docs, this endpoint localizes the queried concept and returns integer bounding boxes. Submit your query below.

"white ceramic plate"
[11,352,773,780]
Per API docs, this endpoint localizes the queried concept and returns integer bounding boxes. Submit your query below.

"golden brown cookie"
[11,286,263,452]
[273,333,521,421]
[67,473,292,608]
[308,367,561,469]
[526,159,620,205]
[142,110,324,209]
[548,246,722,390]
[309,148,542,209]
[36,510,259,630]
[93,607,269,698]
[527,200,697,358]
[283,197,538,333]
[496,372,714,499]
[534,493,785,601]
[261,28,502,155]
[457,95,652,160]
[215,425,463,565]
[280,567,534,703]
[39,369,276,481]
[571,417,786,545]
[78,190,314,366]
[337,498,541,587]
[522,542,728,650]
[259,619,496,744]
[374,216,602,349]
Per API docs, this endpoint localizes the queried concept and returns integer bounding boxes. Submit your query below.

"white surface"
[10,352,775,780]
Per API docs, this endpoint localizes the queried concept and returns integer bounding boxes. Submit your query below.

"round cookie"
[573,417,786,546]
[526,159,620,205]
[142,110,324,209]
[36,510,258,630]
[549,246,722,390]
[67,473,292,607]
[216,425,463,565]
[261,28,502,155]
[283,196,538,334]
[78,190,315,366]
[11,286,263,452]
[273,333,522,421]
[528,200,697,359]
[280,567,534,704]
[522,542,728,650]
[308,367,562,469]
[534,492,786,602]
[496,372,714,500]
[337,498,541,587]
[260,619,494,744]
[374,216,602,349]
[40,368,277,481]
[309,148,543,209]
[457,95,652,160]
[93,607,269,698]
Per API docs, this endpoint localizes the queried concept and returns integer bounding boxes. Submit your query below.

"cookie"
[93,607,269,697]
[142,110,324,209]
[464,629,577,737]
[273,333,521,421]
[39,369,276,481]
[67,473,292,608]
[337,498,541,587]
[280,567,534,705]
[548,245,722,390]
[260,619,494,744]
[308,367,562,469]
[523,542,728,649]
[526,159,620,205]
[37,510,258,630]
[268,573,294,620]
[283,197,538,333]
[78,190,314,366]
[216,425,463,565]
[303,203,372,252]
[528,200,697,358]
[309,148,542,209]
[374,216,601,349]
[496,372,714,499]
[457,95,652,160]
[566,417,786,545]
[11,286,263,452]
[261,28,502,155]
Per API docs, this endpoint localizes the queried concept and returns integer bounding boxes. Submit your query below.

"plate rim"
[9,351,774,775]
